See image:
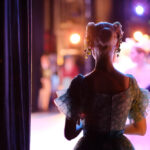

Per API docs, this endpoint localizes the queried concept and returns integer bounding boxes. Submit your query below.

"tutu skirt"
[74,130,135,150]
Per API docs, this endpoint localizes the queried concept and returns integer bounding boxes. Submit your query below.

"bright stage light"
[70,33,81,44]
[135,5,144,15]
[133,31,143,41]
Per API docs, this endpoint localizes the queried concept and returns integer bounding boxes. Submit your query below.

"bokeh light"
[133,31,143,42]
[70,33,81,44]
[135,5,144,15]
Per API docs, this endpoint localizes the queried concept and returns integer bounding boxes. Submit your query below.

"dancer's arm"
[124,117,147,136]
[64,118,82,140]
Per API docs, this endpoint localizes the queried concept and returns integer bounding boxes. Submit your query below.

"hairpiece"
[113,22,124,57]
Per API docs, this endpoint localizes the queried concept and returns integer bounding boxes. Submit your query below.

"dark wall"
[111,0,127,38]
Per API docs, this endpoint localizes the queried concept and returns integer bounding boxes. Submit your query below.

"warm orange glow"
[133,31,143,42]
[143,34,149,40]
[70,33,81,44]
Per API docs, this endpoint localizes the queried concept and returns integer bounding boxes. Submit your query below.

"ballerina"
[55,21,150,150]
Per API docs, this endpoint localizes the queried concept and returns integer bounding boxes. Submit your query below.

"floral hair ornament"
[84,22,95,59]
[113,22,124,57]
[84,40,93,59]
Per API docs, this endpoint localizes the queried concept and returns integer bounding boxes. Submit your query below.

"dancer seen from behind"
[55,21,150,150]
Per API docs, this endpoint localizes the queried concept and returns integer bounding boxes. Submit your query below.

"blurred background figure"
[38,54,52,112]
[49,54,60,111]
[113,38,136,73]
[126,46,150,89]
[58,56,79,89]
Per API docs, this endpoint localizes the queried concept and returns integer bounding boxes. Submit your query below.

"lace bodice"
[84,93,132,132]
[55,74,150,132]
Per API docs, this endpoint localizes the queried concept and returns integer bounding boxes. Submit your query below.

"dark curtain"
[32,0,44,112]
[0,0,31,149]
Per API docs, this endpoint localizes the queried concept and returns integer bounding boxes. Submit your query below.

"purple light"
[135,5,144,15]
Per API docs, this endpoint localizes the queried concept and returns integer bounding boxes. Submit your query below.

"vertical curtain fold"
[1,0,31,149]
[32,0,44,112]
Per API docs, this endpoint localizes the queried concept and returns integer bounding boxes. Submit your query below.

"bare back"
[85,70,130,95]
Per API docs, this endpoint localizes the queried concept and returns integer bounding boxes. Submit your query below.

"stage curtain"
[32,0,44,112]
[0,0,31,149]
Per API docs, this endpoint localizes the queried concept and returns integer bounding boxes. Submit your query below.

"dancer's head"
[84,22,123,60]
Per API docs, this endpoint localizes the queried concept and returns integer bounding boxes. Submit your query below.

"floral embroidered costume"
[55,74,150,150]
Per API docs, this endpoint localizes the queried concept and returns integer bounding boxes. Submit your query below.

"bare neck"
[94,53,115,72]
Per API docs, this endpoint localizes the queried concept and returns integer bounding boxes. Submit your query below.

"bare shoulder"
[84,70,129,81]
[115,71,130,88]
[84,70,130,91]
[84,71,94,80]
[117,71,129,80]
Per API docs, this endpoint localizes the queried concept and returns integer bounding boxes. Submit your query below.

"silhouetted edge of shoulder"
[126,73,134,78]
[126,74,137,82]
[73,74,84,81]
[69,74,84,89]
[126,73,138,88]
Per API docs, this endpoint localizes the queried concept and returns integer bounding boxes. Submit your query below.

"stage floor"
[31,112,150,150]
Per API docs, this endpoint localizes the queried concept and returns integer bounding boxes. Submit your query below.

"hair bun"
[86,22,95,38]
[113,22,122,28]
[113,21,123,40]
[87,22,95,29]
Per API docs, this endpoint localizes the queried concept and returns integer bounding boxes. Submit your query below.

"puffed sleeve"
[128,76,150,123]
[54,74,84,120]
